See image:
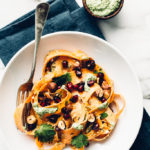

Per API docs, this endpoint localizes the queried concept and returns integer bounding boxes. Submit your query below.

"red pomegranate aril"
[99,78,103,86]
[55,125,61,131]
[78,84,84,92]
[99,96,107,103]
[101,97,107,103]
[70,95,78,103]
[87,80,94,87]
[41,102,46,107]
[74,84,79,89]
[92,123,99,130]
[57,86,61,89]
[75,70,82,78]
[63,114,70,120]
[38,92,44,97]
[61,107,68,114]
[67,82,73,91]
[47,114,60,123]
[97,72,104,79]
[45,99,51,106]
[62,60,68,68]
[86,59,95,70]
[54,96,61,103]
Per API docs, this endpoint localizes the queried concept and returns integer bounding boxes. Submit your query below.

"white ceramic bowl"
[0,32,143,150]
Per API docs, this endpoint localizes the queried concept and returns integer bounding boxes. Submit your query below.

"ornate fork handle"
[28,3,49,83]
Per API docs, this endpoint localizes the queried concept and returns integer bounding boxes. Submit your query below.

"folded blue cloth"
[0,0,149,149]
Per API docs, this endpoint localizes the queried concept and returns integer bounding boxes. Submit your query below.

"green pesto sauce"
[72,123,84,130]
[98,101,108,110]
[84,73,97,92]
[86,0,121,17]
[33,103,58,118]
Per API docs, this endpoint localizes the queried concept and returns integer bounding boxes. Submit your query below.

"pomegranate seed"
[38,92,44,97]
[87,80,94,87]
[70,95,78,103]
[67,82,73,91]
[63,114,70,120]
[78,84,84,92]
[99,96,106,103]
[75,70,82,77]
[45,99,51,106]
[74,84,79,89]
[54,96,61,103]
[86,59,95,70]
[92,123,99,130]
[55,125,61,131]
[61,107,68,114]
[57,86,61,89]
[97,72,104,79]
[101,97,107,103]
[99,79,104,86]
[47,114,60,123]
[41,102,46,107]
[62,60,68,68]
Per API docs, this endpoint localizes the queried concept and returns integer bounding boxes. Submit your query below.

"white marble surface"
[0,0,150,115]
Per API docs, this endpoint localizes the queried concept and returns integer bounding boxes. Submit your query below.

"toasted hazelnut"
[73,61,80,68]
[101,81,110,90]
[87,114,95,123]
[48,82,57,92]
[95,88,103,98]
[27,115,37,125]
[103,90,110,99]
[58,120,66,130]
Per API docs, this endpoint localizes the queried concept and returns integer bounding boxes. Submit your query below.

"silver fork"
[16,3,50,107]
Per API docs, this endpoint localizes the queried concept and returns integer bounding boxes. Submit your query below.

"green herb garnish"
[98,101,108,110]
[65,101,68,106]
[34,124,56,143]
[94,70,98,74]
[71,134,89,148]
[53,73,71,86]
[100,112,108,120]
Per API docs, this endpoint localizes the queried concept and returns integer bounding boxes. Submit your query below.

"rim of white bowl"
[0,31,143,149]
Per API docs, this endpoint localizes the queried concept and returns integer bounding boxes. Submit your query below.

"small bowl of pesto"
[83,0,124,19]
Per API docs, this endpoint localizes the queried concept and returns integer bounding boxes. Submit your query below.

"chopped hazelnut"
[95,88,103,98]
[73,61,80,68]
[27,115,37,125]
[101,81,110,90]
[103,90,110,99]
[58,120,66,130]
[87,114,95,123]
[48,82,57,92]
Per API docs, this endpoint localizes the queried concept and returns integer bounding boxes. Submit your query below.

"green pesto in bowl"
[86,0,121,17]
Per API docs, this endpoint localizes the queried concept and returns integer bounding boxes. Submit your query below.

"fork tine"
[26,91,29,99]
[24,91,27,102]
[21,91,25,104]
[17,90,21,106]
[16,83,33,107]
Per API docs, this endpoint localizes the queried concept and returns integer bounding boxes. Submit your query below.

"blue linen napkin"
[0,0,149,149]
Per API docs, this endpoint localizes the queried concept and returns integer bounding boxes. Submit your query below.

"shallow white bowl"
[0,32,143,150]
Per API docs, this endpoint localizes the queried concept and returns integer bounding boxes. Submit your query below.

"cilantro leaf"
[100,112,108,120]
[71,134,89,148]
[53,73,71,86]
[34,124,55,142]
[93,70,98,74]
